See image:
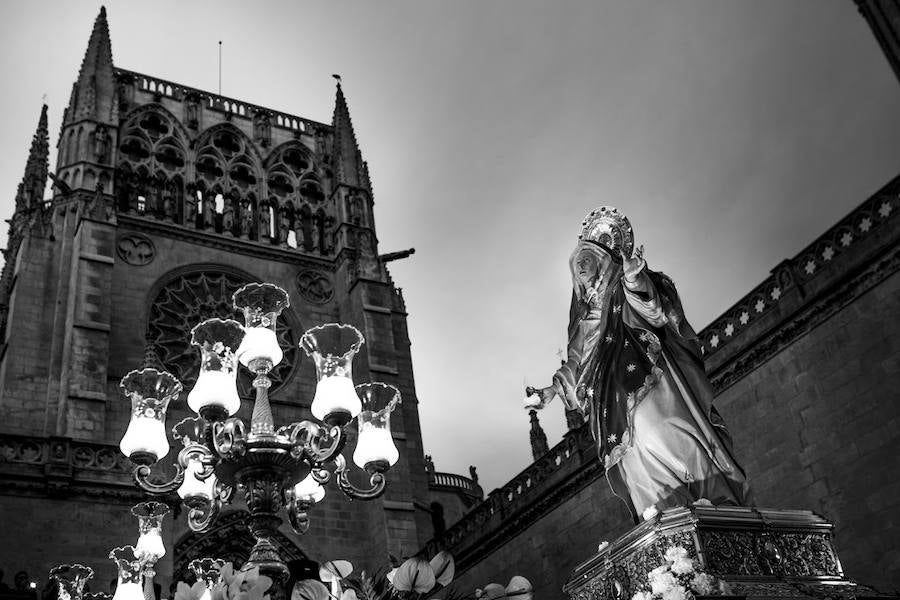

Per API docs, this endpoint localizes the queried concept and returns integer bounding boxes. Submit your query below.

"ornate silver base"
[564,506,894,600]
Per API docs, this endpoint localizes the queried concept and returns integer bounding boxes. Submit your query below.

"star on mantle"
[607,433,618,444]
[613,304,622,314]
[878,201,892,218]
[725,323,734,337]
[840,231,853,247]
[710,334,720,348]
[859,217,872,233]
[755,298,765,313]
[822,246,834,261]
[626,363,636,372]
[771,287,782,301]
[739,311,749,325]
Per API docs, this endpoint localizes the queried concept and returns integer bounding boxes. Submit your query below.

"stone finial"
[529,409,550,460]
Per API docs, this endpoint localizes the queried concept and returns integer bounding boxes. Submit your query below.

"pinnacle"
[68,5,115,123]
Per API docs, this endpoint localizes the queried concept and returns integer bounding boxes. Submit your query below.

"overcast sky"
[1,1,899,492]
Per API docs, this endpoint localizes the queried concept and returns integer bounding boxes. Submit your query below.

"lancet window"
[115,106,187,221]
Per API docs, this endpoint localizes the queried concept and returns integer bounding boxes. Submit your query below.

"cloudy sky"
[1,1,899,492]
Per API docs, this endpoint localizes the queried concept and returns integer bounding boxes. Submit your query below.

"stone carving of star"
[878,201,892,218]
[755,298,765,313]
[822,246,834,261]
[739,312,749,325]
[859,217,872,232]
[710,334,720,348]
[840,231,853,247]
[804,260,816,275]
[725,323,734,337]
[771,287,782,301]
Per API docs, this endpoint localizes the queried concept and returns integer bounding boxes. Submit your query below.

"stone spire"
[529,409,550,460]
[331,80,369,189]
[0,104,50,338]
[15,104,49,214]
[65,6,116,124]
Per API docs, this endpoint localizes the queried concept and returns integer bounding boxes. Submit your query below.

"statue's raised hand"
[524,385,556,410]
[621,244,646,282]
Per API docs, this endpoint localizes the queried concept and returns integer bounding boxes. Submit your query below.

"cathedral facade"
[0,7,437,592]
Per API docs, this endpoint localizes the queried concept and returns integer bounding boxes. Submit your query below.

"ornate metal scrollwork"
[333,455,386,500]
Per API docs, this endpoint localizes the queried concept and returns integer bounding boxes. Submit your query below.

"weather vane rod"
[218,41,222,95]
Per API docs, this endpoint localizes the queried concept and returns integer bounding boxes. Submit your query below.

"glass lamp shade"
[119,369,182,464]
[352,383,402,470]
[109,547,143,600]
[232,283,289,369]
[132,501,169,561]
[187,319,244,417]
[49,564,94,600]
[293,472,326,503]
[177,454,217,505]
[172,417,206,447]
[300,324,365,422]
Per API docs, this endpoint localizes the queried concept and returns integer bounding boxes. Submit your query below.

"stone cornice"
[117,214,336,271]
[699,176,899,374]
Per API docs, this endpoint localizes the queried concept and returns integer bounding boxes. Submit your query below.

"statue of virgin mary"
[527,207,752,522]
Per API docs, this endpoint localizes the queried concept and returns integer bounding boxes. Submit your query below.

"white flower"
[692,498,713,507]
[650,572,677,596]
[642,506,659,521]
[598,541,610,552]
[632,591,653,600]
[664,547,689,563]
[690,573,715,596]
[670,558,695,576]
[661,585,689,600]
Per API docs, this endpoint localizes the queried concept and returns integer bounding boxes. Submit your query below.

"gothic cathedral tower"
[0,7,431,589]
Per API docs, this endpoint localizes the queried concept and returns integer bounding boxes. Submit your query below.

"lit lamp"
[132,501,168,561]
[173,418,217,506]
[233,283,289,371]
[293,472,326,504]
[49,564,93,600]
[301,324,365,426]
[119,369,183,464]
[352,383,401,472]
[189,558,224,600]
[187,318,245,420]
[109,547,144,600]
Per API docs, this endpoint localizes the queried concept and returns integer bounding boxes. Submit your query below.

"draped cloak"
[552,259,752,522]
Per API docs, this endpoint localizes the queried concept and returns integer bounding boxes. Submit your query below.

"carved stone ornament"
[146,270,298,397]
[564,506,854,600]
[117,232,156,266]
[296,269,334,304]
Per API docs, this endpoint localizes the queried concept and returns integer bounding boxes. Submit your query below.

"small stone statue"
[184,190,198,227]
[202,194,215,231]
[222,201,235,236]
[258,205,271,241]
[92,125,111,164]
[278,206,291,245]
[310,219,320,253]
[239,200,253,238]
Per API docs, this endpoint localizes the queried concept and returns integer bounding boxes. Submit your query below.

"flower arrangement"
[173,562,272,600]
[292,552,532,600]
[630,546,730,600]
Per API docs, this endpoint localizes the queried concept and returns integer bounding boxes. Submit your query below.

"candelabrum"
[117,283,403,583]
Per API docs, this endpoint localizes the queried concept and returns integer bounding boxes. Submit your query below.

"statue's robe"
[553,268,752,522]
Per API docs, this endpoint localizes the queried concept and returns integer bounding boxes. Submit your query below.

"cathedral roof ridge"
[113,67,332,133]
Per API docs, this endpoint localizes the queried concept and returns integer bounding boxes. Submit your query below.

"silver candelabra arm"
[333,454,387,500]
[133,456,187,495]
[308,423,345,463]
[212,417,247,459]
[186,480,232,532]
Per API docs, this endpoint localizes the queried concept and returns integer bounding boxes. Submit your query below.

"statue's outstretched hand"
[524,385,556,410]
[621,244,646,282]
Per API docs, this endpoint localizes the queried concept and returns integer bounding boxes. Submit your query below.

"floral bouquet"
[631,546,730,600]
